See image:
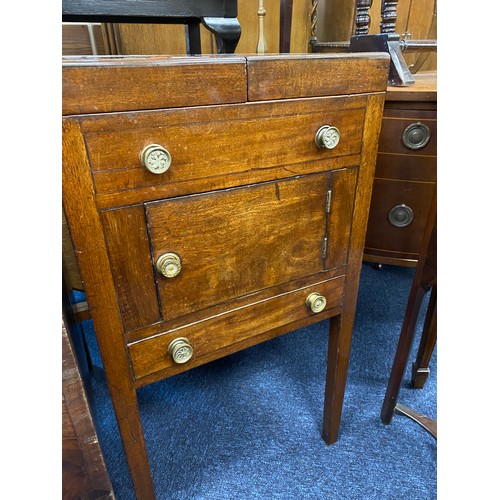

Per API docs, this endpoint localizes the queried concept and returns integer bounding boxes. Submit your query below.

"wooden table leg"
[411,286,437,388]
[380,188,436,426]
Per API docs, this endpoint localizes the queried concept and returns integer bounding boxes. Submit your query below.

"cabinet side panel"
[101,206,161,331]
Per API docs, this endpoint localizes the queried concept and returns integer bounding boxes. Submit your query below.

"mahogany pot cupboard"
[62,53,389,499]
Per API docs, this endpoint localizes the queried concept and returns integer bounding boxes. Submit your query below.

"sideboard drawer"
[82,95,367,205]
[128,275,345,382]
[377,116,436,156]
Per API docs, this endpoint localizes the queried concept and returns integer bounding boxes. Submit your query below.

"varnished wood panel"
[247,53,389,100]
[62,56,247,114]
[129,275,345,381]
[146,173,333,321]
[100,206,160,331]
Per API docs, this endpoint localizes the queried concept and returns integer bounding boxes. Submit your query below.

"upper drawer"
[377,116,437,156]
[83,95,367,206]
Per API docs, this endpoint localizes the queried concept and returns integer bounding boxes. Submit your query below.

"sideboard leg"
[109,386,156,500]
[322,314,352,445]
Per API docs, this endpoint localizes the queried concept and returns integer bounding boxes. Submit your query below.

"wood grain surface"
[62,56,247,114]
[247,53,389,100]
[129,276,345,381]
[63,54,389,499]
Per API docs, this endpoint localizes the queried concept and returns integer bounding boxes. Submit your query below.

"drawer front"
[82,95,367,203]
[377,116,436,156]
[146,170,356,323]
[364,178,435,256]
[128,275,345,382]
[375,152,436,183]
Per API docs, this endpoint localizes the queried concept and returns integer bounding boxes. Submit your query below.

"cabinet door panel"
[147,173,330,321]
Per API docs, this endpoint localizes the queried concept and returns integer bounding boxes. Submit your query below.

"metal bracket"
[349,33,415,86]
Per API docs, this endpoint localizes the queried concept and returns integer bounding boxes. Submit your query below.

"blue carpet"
[79,263,436,499]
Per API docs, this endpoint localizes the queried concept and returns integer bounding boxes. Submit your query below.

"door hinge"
[322,237,328,259]
[325,189,332,214]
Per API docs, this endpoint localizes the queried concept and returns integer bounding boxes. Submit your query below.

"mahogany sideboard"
[364,71,437,267]
[62,53,389,499]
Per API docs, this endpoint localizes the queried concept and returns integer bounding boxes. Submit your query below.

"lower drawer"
[364,178,435,258]
[128,275,345,383]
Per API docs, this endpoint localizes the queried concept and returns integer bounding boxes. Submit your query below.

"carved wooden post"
[311,0,318,41]
[256,0,268,54]
[350,0,413,86]
[354,0,373,36]
[380,0,398,33]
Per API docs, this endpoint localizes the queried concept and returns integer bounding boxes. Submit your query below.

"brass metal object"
[401,122,430,150]
[315,125,340,150]
[140,144,172,174]
[156,252,182,278]
[388,204,414,228]
[168,338,193,364]
[306,292,327,313]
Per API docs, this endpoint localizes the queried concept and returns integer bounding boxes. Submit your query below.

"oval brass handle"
[140,144,172,174]
[315,125,340,150]
[306,292,327,313]
[168,338,193,364]
[401,122,431,150]
[156,252,182,278]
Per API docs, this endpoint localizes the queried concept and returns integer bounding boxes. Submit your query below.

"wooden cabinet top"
[62,53,390,115]
[386,71,437,102]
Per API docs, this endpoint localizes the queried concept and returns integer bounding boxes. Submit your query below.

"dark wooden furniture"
[380,187,436,438]
[364,71,436,267]
[63,316,114,499]
[62,0,241,55]
[63,53,389,499]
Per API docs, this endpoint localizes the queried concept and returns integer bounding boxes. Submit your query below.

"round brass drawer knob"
[315,125,340,150]
[168,338,193,364]
[402,122,431,150]
[156,252,182,278]
[140,144,172,174]
[306,292,327,313]
[388,204,414,228]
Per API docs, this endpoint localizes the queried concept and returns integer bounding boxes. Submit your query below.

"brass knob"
[315,125,340,150]
[388,204,414,228]
[156,252,182,278]
[306,292,327,313]
[168,338,193,364]
[140,144,172,174]
[402,122,431,150]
